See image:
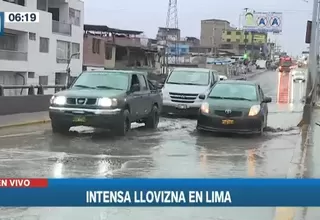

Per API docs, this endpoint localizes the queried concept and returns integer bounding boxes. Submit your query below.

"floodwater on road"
[0,71,306,220]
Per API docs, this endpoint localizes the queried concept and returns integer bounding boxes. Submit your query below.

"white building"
[0,0,84,95]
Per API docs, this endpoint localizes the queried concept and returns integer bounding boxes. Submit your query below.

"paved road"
[0,70,306,220]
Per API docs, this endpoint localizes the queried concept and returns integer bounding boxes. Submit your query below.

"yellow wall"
[222,30,267,44]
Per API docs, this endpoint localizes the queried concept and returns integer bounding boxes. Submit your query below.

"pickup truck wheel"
[145,105,159,129]
[114,109,130,136]
[51,121,70,134]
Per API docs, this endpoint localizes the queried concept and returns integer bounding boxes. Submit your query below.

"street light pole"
[66,52,80,86]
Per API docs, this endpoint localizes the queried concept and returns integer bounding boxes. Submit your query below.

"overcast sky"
[84,0,312,56]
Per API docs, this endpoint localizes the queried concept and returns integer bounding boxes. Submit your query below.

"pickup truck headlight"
[51,96,66,105]
[97,98,117,107]
[248,105,261,116]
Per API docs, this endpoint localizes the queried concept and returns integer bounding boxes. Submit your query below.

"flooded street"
[0,70,306,220]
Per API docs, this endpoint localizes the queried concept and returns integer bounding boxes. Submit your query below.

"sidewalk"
[291,107,320,219]
[0,111,50,129]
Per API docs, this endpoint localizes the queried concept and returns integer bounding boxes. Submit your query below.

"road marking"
[290,74,294,103]
[277,72,290,103]
[277,71,281,103]
[0,131,42,139]
[273,207,295,220]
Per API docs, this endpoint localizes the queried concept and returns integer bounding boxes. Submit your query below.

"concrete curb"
[0,119,51,129]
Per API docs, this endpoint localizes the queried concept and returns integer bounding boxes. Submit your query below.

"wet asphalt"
[0,70,306,220]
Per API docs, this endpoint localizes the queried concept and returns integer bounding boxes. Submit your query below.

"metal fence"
[0,85,66,96]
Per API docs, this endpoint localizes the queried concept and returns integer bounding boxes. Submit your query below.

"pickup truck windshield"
[72,72,129,90]
[167,70,209,85]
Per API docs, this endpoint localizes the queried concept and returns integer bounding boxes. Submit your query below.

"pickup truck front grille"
[169,92,198,103]
[66,98,97,105]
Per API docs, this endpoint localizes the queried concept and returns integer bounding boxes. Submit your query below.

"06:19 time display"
[5,12,39,23]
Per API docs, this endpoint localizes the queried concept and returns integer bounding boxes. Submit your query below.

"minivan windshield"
[208,83,258,101]
[166,70,209,85]
[72,71,129,90]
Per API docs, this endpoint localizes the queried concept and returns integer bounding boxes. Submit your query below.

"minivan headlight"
[248,105,261,116]
[97,98,117,107]
[51,96,66,105]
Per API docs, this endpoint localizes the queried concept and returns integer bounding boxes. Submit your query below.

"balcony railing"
[0,50,28,61]
[52,21,72,36]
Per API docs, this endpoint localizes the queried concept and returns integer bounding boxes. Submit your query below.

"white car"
[219,75,228,81]
[292,70,306,82]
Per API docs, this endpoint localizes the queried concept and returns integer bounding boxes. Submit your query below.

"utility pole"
[165,0,179,74]
[244,8,249,55]
[307,0,319,97]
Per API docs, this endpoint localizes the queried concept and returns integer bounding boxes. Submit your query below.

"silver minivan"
[162,67,220,116]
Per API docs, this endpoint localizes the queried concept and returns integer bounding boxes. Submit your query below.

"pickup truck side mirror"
[263,97,272,103]
[131,84,140,92]
[199,94,206,100]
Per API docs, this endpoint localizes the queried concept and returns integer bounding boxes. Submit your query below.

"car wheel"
[114,109,130,136]
[144,105,159,129]
[51,121,70,134]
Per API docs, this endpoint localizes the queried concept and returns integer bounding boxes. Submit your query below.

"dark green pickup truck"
[49,70,163,136]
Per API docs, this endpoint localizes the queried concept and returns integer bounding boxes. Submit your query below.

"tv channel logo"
[0,12,4,36]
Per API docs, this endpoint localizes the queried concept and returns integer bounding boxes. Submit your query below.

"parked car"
[161,67,220,116]
[196,80,272,135]
[49,70,163,136]
[219,75,228,81]
[291,69,306,83]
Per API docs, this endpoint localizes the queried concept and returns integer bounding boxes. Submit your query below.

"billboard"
[243,12,282,33]
[167,44,189,56]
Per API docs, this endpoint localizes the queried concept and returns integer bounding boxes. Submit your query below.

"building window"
[92,38,100,54]
[56,40,70,63]
[227,31,231,35]
[28,72,35,78]
[4,0,25,6]
[105,44,113,60]
[29,32,36,40]
[236,31,241,35]
[69,8,80,26]
[39,37,49,53]
[39,75,48,85]
[71,43,80,59]
[236,39,240,42]
[0,33,17,50]
[226,39,231,42]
